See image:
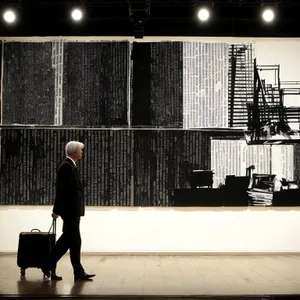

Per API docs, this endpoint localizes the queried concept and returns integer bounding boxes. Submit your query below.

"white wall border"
[1,205,300,254]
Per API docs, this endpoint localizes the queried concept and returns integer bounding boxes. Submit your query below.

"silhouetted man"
[43,141,95,281]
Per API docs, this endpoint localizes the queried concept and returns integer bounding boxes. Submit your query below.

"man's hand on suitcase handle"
[52,213,59,219]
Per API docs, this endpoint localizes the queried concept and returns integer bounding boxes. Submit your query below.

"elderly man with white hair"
[42,141,95,281]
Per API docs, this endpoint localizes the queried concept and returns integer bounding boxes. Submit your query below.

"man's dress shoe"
[74,272,96,280]
[42,268,62,280]
[51,272,63,280]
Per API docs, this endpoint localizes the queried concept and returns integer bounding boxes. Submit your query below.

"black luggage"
[17,220,56,276]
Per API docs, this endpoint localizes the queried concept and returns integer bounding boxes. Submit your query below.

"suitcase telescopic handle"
[48,219,56,234]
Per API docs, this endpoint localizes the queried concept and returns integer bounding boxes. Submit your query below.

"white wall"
[1,206,300,254]
[1,37,300,255]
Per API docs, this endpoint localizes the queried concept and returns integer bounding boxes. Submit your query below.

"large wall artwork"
[1,38,300,207]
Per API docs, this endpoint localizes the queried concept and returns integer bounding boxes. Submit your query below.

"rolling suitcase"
[17,220,56,276]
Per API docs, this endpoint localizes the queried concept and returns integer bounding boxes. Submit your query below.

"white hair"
[65,141,84,156]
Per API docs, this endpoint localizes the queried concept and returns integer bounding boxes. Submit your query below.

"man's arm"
[56,163,73,191]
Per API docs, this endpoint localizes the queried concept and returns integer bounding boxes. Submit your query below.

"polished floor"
[0,254,300,298]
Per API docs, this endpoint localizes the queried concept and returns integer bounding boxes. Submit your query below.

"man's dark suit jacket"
[53,157,84,218]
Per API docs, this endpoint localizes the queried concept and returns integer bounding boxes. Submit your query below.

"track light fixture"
[128,0,151,39]
[2,9,16,24]
[261,6,276,23]
[197,7,210,22]
[192,1,213,23]
[70,7,84,22]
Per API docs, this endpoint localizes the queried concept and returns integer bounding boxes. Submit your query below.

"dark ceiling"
[0,0,299,38]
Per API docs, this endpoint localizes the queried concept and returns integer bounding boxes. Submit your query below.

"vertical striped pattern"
[271,145,294,181]
[211,139,246,187]
[133,130,204,206]
[52,40,64,125]
[183,42,228,129]
[210,140,293,187]
[2,128,294,206]
[131,42,183,127]
[131,43,151,126]
[0,128,59,204]
[294,144,300,182]
[63,42,129,126]
[0,128,132,206]
[0,41,2,124]
[149,42,183,127]
[245,145,271,175]
[2,42,55,125]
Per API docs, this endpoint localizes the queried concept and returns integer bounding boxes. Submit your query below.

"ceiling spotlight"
[3,10,16,24]
[262,8,275,23]
[197,8,210,22]
[71,8,83,21]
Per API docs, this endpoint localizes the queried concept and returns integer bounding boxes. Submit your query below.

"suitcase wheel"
[20,268,26,276]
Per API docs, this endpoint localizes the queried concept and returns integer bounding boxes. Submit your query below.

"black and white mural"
[131,42,183,127]
[63,42,129,126]
[0,128,133,206]
[0,38,300,206]
[3,42,55,124]
[183,42,229,129]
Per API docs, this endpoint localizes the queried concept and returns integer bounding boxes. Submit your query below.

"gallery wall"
[0,37,300,207]
[2,206,300,253]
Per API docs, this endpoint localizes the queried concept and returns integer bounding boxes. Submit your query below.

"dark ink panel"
[294,144,300,182]
[131,42,183,127]
[0,128,132,206]
[131,43,151,126]
[3,42,55,125]
[133,130,204,206]
[0,42,2,121]
[63,42,129,126]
